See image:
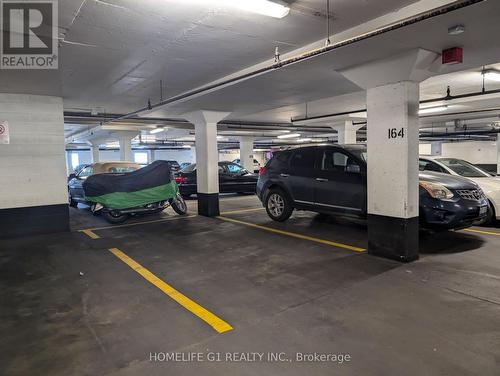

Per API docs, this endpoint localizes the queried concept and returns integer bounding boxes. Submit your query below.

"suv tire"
[265,188,293,222]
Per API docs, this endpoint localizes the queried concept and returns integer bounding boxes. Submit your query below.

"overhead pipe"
[103,0,485,125]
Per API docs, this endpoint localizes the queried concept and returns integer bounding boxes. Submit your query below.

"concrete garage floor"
[1,195,500,375]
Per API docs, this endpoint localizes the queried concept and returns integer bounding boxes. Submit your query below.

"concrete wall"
[420,141,498,164]
[0,94,67,209]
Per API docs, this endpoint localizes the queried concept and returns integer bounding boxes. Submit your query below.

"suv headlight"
[420,181,454,199]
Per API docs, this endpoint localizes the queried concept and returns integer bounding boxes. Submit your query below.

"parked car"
[257,145,488,230]
[232,158,261,173]
[175,161,258,197]
[179,162,191,170]
[68,162,142,207]
[165,160,181,172]
[419,156,500,223]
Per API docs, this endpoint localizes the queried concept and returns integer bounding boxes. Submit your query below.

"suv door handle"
[280,173,290,177]
[316,178,328,182]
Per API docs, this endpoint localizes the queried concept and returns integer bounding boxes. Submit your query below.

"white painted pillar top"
[184,111,230,195]
[239,136,254,172]
[367,81,420,219]
[331,120,363,145]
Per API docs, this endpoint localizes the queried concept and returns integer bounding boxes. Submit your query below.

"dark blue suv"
[257,144,488,230]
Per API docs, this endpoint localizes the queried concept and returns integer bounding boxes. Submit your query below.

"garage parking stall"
[2,0,500,375]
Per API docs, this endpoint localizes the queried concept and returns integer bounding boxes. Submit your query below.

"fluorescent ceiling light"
[150,128,165,134]
[182,145,192,148]
[278,133,301,139]
[230,0,289,18]
[483,69,500,82]
[419,105,448,115]
[298,138,312,142]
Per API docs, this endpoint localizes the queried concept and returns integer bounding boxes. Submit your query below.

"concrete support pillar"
[239,136,254,172]
[431,141,442,156]
[332,120,363,144]
[0,94,69,238]
[119,137,132,161]
[112,131,138,162]
[150,149,156,163]
[91,144,100,163]
[184,111,230,217]
[366,81,420,262]
[340,48,440,262]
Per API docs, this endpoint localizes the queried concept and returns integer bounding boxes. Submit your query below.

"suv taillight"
[259,167,267,176]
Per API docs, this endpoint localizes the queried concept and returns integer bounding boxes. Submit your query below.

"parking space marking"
[109,248,233,334]
[220,207,265,215]
[464,228,500,236]
[217,216,366,253]
[79,229,101,239]
[78,214,197,233]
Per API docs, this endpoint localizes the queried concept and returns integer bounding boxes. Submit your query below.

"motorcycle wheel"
[170,194,188,215]
[103,210,129,224]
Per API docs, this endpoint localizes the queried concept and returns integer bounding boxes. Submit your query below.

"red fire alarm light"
[442,47,463,65]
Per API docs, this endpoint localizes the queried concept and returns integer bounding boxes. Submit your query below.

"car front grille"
[456,189,484,201]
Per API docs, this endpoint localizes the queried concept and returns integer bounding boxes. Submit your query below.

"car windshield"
[348,149,367,162]
[182,163,196,172]
[437,158,490,178]
[108,166,140,173]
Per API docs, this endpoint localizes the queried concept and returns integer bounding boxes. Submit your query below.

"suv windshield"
[182,163,196,173]
[437,158,490,178]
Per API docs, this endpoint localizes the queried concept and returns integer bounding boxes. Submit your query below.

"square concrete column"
[184,111,230,217]
[239,136,254,171]
[0,94,69,238]
[331,120,363,144]
[150,149,156,163]
[112,131,138,162]
[367,81,420,262]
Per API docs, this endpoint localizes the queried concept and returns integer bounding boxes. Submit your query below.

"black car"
[256,144,488,230]
[175,161,258,198]
[166,160,181,172]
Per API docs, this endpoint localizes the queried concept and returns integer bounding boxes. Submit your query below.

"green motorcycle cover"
[83,160,178,210]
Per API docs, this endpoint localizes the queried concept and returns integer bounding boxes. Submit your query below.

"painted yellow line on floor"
[80,214,197,232]
[220,207,265,215]
[464,228,500,236]
[79,229,101,239]
[217,216,366,253]
[109,247,233,334]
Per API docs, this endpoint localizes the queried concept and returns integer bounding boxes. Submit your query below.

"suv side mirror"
[346,164,361,173]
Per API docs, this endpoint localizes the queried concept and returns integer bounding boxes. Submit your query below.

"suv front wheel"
[265,188,293,222]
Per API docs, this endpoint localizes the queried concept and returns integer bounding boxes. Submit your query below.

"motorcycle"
[83,160,188,224]
[91,193,188,224]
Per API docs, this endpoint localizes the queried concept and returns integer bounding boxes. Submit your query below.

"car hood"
[419,171,479,190]
[465,176,500,194]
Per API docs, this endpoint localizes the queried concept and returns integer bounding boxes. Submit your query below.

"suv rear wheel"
[265,188,293,222]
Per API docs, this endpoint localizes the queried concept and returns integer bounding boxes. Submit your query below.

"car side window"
[78,166,93,178]
[320,149,357,172]
[226,163,243,174]
[218,165,225,174]
[290,149,315,170]
[419,160,447,173]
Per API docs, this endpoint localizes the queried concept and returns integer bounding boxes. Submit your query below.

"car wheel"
[68,193,78,208]
[481,203,496,226]
[265,188,293,222]
[103,210,129,224]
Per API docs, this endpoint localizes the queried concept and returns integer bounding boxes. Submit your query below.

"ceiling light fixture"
[419,105,448,115]
[448,25,465,35]
[150,128,165,134]
[278,133,301,139]
[230,0,290,18]
[482,69,500,82]
[298,138,312,142]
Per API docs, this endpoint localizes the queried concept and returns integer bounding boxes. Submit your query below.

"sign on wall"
[0,121,10,144]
